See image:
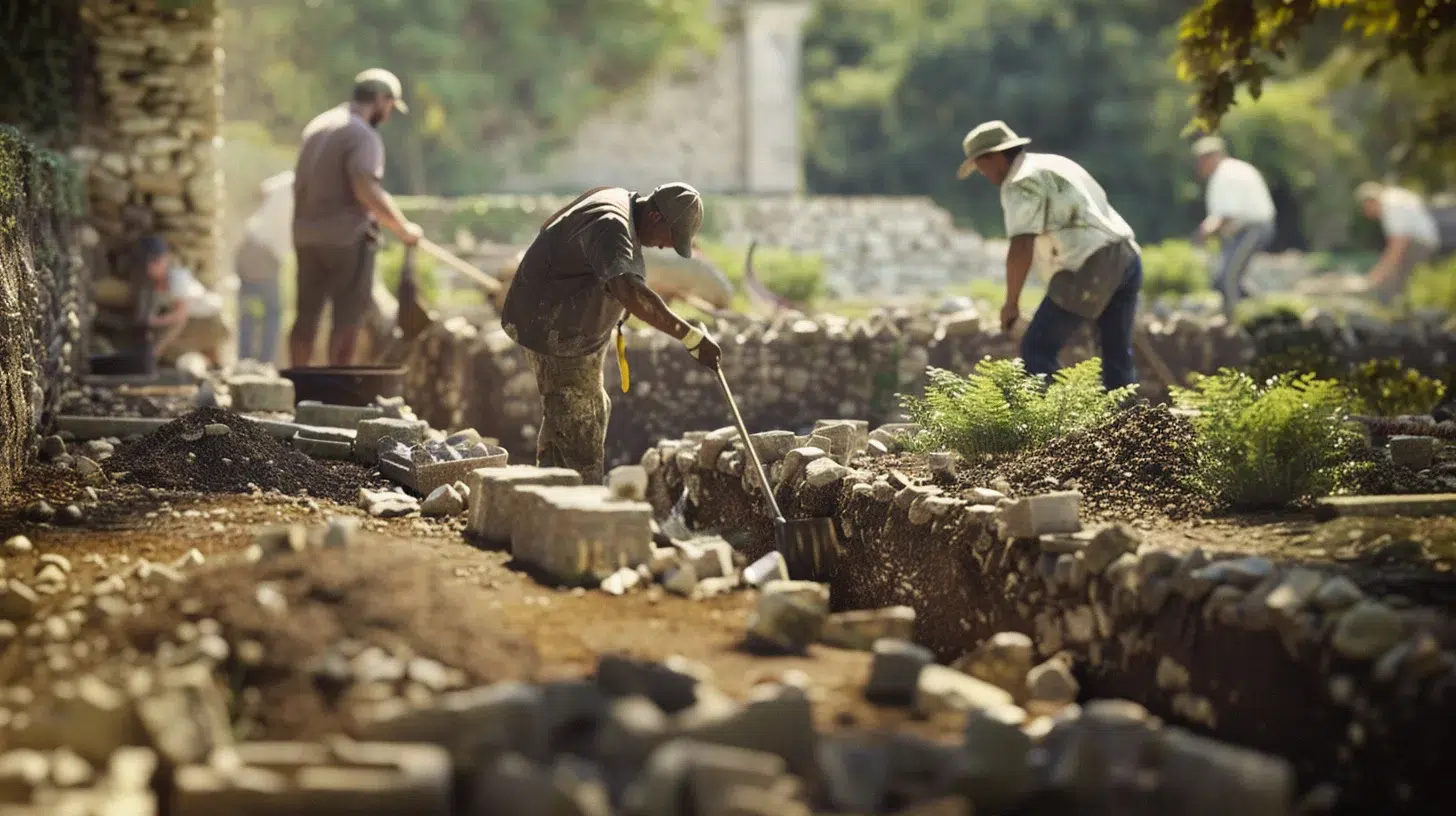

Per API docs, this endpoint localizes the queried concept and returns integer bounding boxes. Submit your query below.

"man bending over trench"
[500,183,723,484]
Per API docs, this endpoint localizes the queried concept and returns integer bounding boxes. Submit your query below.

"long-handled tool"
[418,237,503,295]
[714,365,841,580]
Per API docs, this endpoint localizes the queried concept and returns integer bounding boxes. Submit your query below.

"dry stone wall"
[403,308,1456,469]
[0,128,89,492]
[399,193,1001,297]
[69,0,223,343]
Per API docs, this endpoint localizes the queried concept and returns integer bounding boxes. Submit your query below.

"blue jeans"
[1022,255,1142,390]
[1213,222,1274,320]
[238,277,281,364]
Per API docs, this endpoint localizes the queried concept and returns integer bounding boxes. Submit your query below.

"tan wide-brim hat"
[956,120,1031,179]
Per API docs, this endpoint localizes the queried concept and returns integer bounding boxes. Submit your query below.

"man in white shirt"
[957,120,1142,390]
[236,170,293,363]
[1356,182,1443,303]
[137,235,228,365]
[1192,136,1276,319]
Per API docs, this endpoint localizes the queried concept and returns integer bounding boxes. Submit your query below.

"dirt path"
[0,467,955,743]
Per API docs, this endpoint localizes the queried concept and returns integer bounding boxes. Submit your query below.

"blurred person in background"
[236,170,293,364]
[137,235,227,366]
[1355,182,1447,303]
[290,68,423,367]
[1191,136,1276,320]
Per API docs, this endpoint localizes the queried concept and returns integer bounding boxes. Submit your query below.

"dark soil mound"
[992,403,1211,518]
[866,404,1211,519]
[125,545,539,739]
[107,407,370,502]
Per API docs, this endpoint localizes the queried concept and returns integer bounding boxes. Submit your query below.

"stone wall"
[0,128,89,492]
[403,308,1456,469]
[495,0,814,195]
[399,193,1000,298]
[69,0,223,345]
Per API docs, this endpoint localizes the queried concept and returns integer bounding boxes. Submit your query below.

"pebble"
[203,423,231,437]
[57,505,85,526]
[420,484,466,516]
[1026,657,1078,706]
[952,631,1034,700]
[1312,575,1364,612]
[3,536,33,556]
[23,501,55,523]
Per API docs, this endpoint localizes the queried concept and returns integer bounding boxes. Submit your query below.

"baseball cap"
[353,68,408,113]
[649,182,704,258]
[1354,181,1384,202]
[1192,135,1225,157]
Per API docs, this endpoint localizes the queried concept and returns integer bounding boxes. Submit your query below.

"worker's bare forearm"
[1004,235,1036,303]
[607,276,691,340]
[353,176,411,238]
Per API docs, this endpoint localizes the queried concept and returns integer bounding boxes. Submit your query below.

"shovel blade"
[775,517,841,581]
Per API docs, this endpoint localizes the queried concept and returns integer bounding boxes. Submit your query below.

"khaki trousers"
[526,346,611,485]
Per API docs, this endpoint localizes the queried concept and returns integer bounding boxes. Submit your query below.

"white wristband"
[682,325,706,350]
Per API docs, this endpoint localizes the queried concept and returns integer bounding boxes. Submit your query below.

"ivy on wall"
[0,0,88,143]
[0,126,86,242]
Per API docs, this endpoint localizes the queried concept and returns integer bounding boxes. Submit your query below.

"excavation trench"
[645,441,1456,816]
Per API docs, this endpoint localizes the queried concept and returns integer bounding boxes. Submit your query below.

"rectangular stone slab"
[527,497,654,585]
[295,400,386,429]
[509,485,613,566]
[1314,494,1456,520]
[465,466,582,544]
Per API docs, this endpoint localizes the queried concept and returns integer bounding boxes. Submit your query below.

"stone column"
[72,0,222,298]
[741,0,814,194]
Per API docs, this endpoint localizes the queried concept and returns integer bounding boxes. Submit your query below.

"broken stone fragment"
[746,583,828,654]
[998,491,1081,538]
[601,566,643,596]
[819,606,916,651]
[202,422,229,437]
[1330,600,1406,660]
[865,639,935,705]
[420,484,466,516]
[1026,657,1078,708]
[915,664,1015,716]
[1312,575,1364,612]
[928,451,957,480]
[663,564,700,597]
[358,488,420,518]
[804,457,851,487]
[608,465,649,500]
[958,705,1035,811]
[952,631,1034,701]
[742,552,789,588]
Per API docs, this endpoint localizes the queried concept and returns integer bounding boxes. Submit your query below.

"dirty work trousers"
[1022,253,1143,391]
[526,346,611,485]
[1213,221,1274,320]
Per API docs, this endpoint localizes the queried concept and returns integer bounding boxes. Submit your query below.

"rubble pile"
[105,408,371,502]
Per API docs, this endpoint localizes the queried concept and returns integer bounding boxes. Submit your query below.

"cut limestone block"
[354,418,430,464]
[295,400,385,429]
[509,485,612,558]
[228,376,295,413]
[292,433,353,461]
[1388,435,1436,470]
[1314,493,1456,521]
[517,495,654,585]
[465,466,583,545]
[998,492,1082,538]
[811,420,868,465]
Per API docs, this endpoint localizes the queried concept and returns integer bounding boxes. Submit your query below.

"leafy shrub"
[1140,240,1209,301]
[900,357,1135,457]
[1342,358,1447,417]
[1406,254,1456,313]
[1172,369,1364,510]
[697,242,827,307]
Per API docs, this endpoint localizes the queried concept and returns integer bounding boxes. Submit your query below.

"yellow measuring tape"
[615,321,630,392]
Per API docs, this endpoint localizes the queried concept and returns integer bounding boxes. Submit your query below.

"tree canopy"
[223,0,715,195]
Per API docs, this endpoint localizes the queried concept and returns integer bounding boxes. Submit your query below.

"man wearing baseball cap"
[958,120,1143,391]
[500,182,722,484]
[289,67,422,367]
[1192,135,1276,320]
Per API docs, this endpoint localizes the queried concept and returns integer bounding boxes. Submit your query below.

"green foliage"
[1343,358,1447,417]
[0,0,86,141]
[0,126,84,238]
[224,0,717,195]
[1177,0,1456,176]
[697,243,826,308]
[1406,253,1456,312]
[1173,369,1363,510]
[1139,240,1209,301]
[900,358,1134,457]
[375,242,442,307]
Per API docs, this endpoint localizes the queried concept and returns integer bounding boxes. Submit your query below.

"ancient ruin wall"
[404,310,1456,468]
[71,0,223,299]
[0,128,89,491]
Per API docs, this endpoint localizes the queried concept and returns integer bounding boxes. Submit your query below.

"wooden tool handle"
[417,237,503,294]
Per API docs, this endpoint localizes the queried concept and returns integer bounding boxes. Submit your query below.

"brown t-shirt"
[292,104,385,248]
[500,188,646,358]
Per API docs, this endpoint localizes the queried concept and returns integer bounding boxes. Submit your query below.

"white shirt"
[1001,152,1137,274]
[1379,186,1440,249]
[1205,157,1275,225]
[245,170,295,260]
[157,265,222,319]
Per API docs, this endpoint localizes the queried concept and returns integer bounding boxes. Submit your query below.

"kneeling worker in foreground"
[500,183,722,484]
[959,120,1143,390]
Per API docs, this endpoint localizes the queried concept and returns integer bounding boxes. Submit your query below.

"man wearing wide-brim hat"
[958,120,1143,390]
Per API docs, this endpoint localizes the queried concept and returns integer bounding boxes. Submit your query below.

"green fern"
[1173,369,1363,510]
[900,357,1133,456]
